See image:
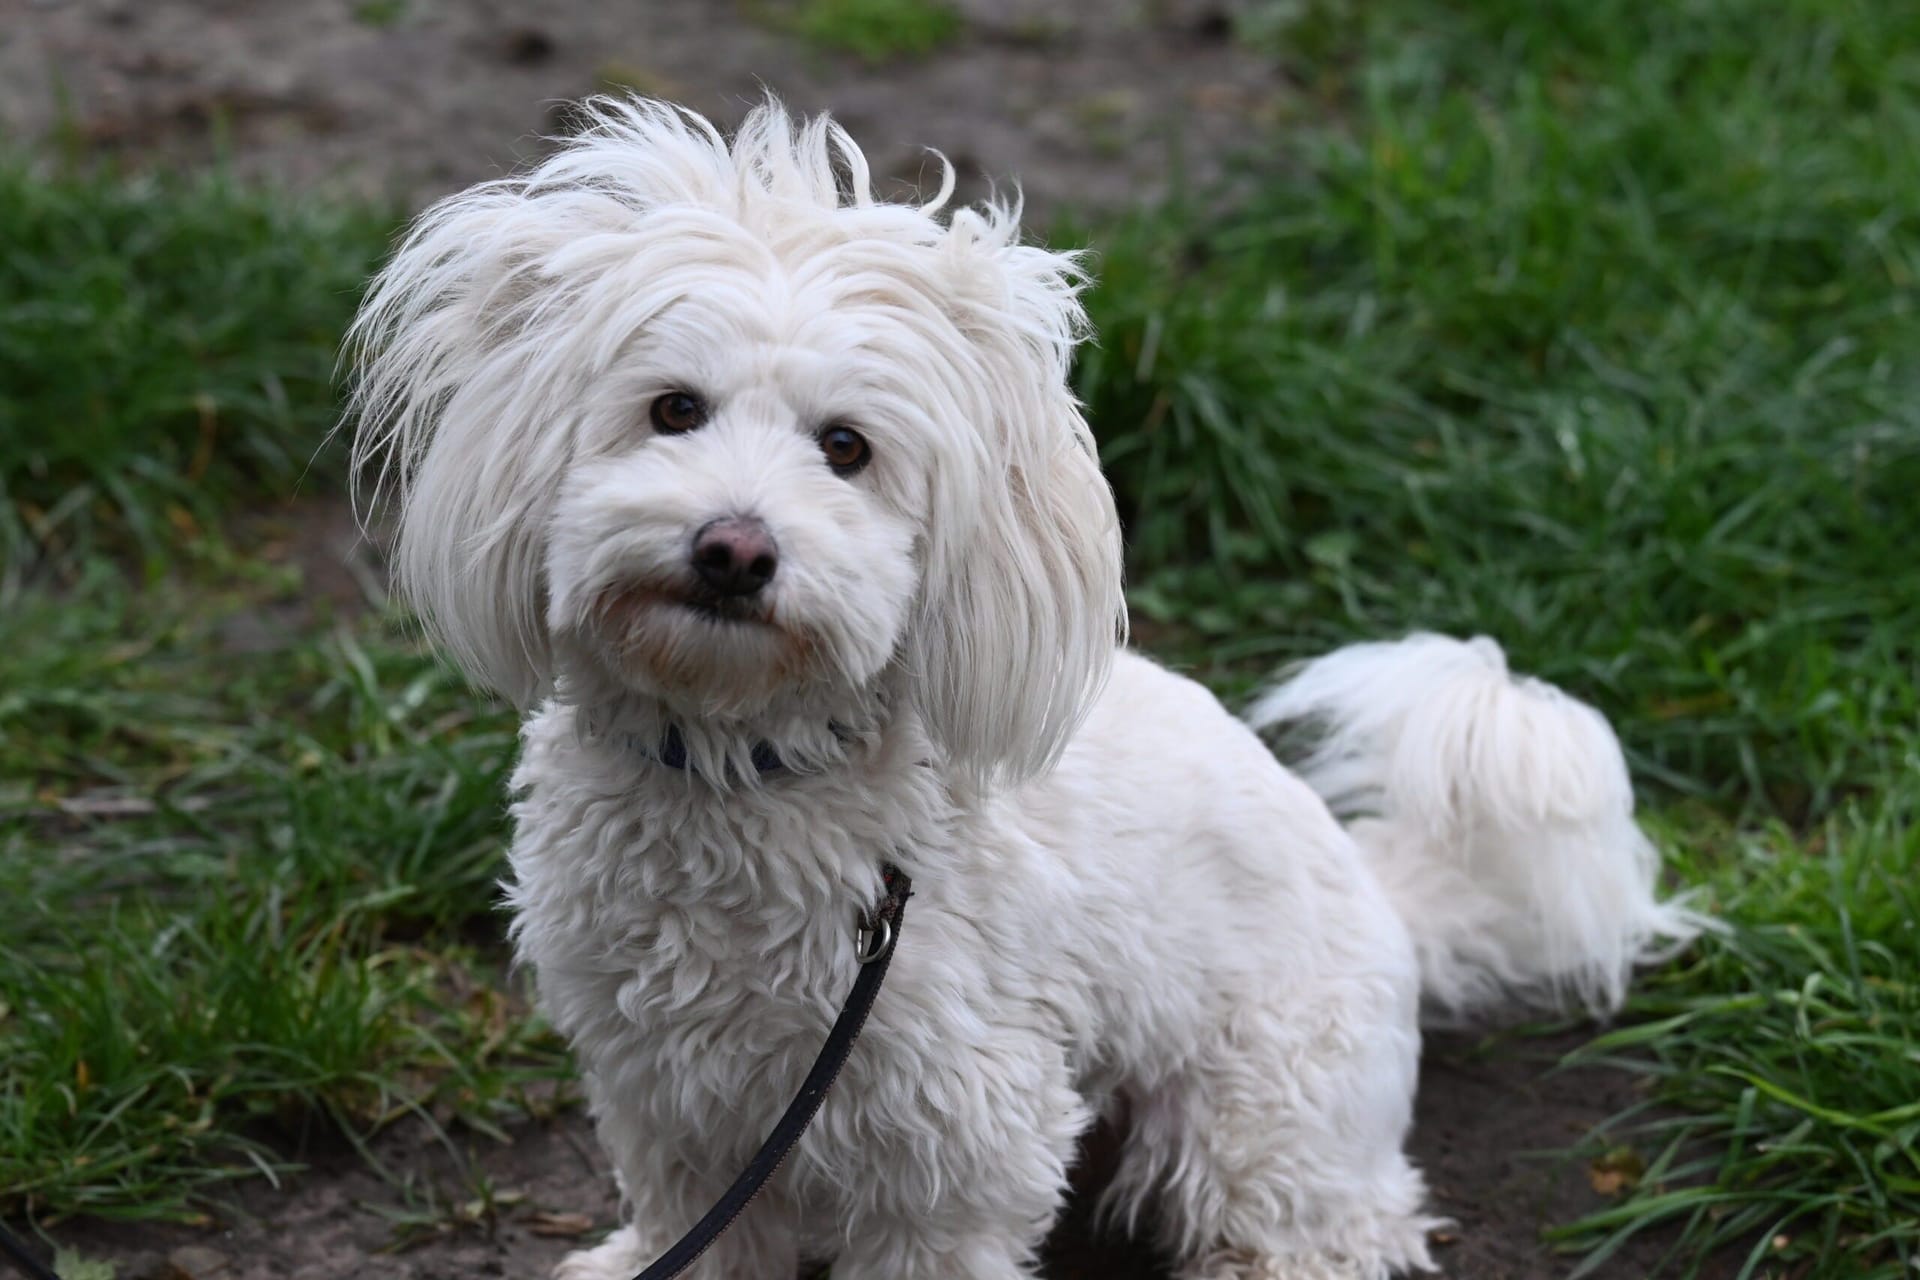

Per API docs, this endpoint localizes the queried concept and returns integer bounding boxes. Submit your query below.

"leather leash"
[0,1222,59,1280]
[630,863,912,1280]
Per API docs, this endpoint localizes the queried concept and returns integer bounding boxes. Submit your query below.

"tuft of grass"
[352,0,409,27]
[1555,790,1920,1277]
[0,162,391,574]
[783,0,963,62]
[0,579,555,1223]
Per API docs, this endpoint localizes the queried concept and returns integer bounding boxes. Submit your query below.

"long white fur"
[1246,634,1708,1018]
[347,97,1700,1280]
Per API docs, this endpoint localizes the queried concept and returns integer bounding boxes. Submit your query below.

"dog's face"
[350,100,1125,784]
[541,262,937,720]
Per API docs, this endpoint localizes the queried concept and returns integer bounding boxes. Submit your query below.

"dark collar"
[652,724,789,776]
[644,722,859,778]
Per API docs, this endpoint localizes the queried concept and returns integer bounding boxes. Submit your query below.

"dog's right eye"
[649,392,707,435]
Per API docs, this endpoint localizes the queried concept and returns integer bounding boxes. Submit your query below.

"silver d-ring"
[854,915,892,965]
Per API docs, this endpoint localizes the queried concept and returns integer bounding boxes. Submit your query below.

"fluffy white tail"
[1246,633,1707,1019]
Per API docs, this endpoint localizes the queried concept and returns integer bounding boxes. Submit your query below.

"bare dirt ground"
[3,4,1689,1276]
[0,0,1288,219]
[56,1034,1683,1280]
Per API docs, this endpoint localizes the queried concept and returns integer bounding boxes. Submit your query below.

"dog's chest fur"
[503,705,985,1155]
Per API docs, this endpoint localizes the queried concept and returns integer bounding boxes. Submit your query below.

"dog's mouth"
[596,581,776,630]
[678,593,773,626]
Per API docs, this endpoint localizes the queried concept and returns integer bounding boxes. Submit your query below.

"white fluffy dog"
[348,98,1700,1280]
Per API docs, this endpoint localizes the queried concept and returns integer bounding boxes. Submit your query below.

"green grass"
[1,0,1917,1271]
[1556,790,1920,1276]
[0,574,557,1222]
[781,0,963,62]
[1081,0,1920,821]
[0,162,389,575]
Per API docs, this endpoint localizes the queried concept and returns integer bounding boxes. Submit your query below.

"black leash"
[631,864,912,1280]
[0,1221,60,1280]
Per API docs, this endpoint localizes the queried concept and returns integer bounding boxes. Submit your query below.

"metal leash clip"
[854,908,892,964]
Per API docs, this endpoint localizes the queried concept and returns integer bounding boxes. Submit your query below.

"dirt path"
[0,0,1285,220]
[43,1032,1679,1280]
[4,7,1681,1276]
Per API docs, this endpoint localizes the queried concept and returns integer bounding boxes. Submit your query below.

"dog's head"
[349,99,1123,786]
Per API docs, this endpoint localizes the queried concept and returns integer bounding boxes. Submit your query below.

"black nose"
[691,517,779,597]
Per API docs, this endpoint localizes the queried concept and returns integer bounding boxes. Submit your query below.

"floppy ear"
[346,186,577,708]
[345,99,730,707]
[909,220,1126,788]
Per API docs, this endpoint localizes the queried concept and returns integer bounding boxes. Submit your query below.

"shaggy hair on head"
[348,97,1703,1280]
[350,99,1116,788]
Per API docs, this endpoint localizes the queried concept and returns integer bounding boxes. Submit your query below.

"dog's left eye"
[818,425,872,476]
[649,391,707,435]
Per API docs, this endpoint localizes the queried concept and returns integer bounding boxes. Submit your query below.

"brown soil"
[3,6,1701,1277]
[0,0,1287,220]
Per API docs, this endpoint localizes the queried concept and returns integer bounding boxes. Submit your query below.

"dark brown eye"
[818,424,872,476]
[649,391,706,434]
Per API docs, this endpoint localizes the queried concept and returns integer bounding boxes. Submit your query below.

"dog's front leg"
[818,1041,1087,1280]
[826,1160,1067,1280]
[829,1226,1049,1280]
[553,1144,800,1280]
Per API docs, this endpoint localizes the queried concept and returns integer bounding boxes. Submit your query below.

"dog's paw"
[554,1224,646,1280]
[1180,1248,1371,1280]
